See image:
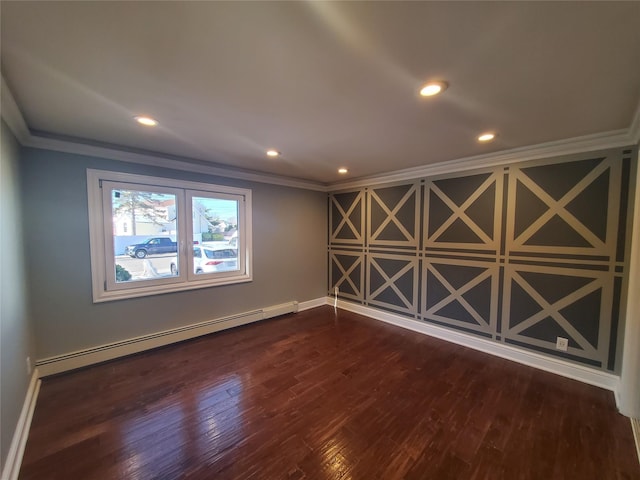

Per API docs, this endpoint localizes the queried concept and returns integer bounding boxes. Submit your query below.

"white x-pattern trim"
[505,270,603,357]
[426,173,500,249]
[331,252,362,298]
[424,263,493,328]
[331,192,364,244]
[368,257,416,310]
[510,159,611,253]
[368,185,418,245]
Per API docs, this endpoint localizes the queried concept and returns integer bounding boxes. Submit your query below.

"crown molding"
[1,77,326,191]
[2,78,638,193]
[1,74,30,144]
[24,134,328,191]
[26,126,635,194]
[329,128,635,191]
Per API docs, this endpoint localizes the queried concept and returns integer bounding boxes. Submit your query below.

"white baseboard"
[330,298,620,393]
[1,369,41,480]
[298,297,329,311]
[7,298,629,479]
[632,418,640,465]
[36,298,325,377]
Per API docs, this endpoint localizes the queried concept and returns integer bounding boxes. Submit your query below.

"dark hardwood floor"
[19,306,639,479]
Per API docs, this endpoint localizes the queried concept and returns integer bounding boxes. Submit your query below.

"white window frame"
[87,169,252,302]
[186,190,246,282]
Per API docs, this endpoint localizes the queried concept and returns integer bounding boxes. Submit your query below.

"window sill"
[92,273,253,303]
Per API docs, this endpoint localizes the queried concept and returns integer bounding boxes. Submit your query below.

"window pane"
[192,196,239,275]
[111,189,180,283]
[88,169,252,302]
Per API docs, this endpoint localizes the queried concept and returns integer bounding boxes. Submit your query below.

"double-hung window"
[87,169,252,302]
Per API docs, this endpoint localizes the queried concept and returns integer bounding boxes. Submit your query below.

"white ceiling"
[2,1,639,186]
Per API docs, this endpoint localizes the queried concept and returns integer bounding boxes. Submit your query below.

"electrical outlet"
[556,337,568,351]
[26,356,32,375]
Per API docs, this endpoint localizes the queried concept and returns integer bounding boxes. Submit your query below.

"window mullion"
[178,190,191,282]
[88,169,252,302]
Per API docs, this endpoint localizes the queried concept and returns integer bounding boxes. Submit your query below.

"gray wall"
[329,147,637,372]
[20,147,327,359]
[0,121,35,471]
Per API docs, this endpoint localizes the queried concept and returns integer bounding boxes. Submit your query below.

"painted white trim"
[632,417,640,466]
[3,76,639,192]
[330,129,634,190]
[298,297,329,311]
[263,301,300,318]
[35,299,326,377]
[1,75,30,144]
[27,129,636,193]
[25,134,327,192]
[1,370,41,480]
[618,148,640,418]
[86,169,254,303]
[329,298,620,392]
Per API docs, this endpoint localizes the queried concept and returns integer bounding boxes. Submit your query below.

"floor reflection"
[120,403,186,479]
[119,374,245,478]
[196,375,244,444]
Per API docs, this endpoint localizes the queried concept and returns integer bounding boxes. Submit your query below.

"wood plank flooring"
[19,306,640,479]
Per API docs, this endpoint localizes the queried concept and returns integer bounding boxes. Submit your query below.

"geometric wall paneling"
[424,170,503,252]
[366,253,418,315]
[368,182,420,247]
[421,257,499,336]
[501,264,613,366]
[615,151,634,263]
[330,190,365,245]
[328,147,635,373]
[329,250,364,301]
[506,153,622,257]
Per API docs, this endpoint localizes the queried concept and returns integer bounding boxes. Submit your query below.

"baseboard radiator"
[36,301,299,377]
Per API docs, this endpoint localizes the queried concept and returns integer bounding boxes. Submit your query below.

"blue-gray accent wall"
[329,147,637,372]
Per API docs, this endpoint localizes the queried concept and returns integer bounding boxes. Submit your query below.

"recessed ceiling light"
[134,116,158,127]
[338,167,348,174]
[419,81,448,97]
[477,132,497,142]
[266,149,280,157]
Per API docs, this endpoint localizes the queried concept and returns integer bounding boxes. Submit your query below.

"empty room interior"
[2,2,640,479]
